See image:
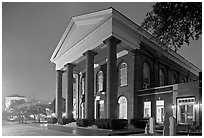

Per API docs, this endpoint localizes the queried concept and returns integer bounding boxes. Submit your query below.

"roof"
[6,94,26,98]
[50,7,201,75]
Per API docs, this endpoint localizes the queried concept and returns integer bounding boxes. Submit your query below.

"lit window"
[156,100,164,123]
[97,71,103,92]
[144,101,151,117]
[159,69,165,86]
[81,78,85,94]
[119,63,127,87]
[177,97,195,124]
[118,96,127,119]
[143,62,150,89]
[172,74,177,84]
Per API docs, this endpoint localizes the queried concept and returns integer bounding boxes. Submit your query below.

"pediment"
[50,8,112,62]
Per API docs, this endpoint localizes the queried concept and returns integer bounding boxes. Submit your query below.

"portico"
[50,8,140,120]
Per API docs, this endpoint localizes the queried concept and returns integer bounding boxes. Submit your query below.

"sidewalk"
[47,123,145,136]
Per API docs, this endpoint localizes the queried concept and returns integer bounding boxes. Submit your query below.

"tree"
[141,2,202,51]
[9,101,50,123]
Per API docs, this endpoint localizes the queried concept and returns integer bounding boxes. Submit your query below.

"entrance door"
[177,97,195,124]
[118,96,127,119]
[80,103,85,119]
[99,100,104,118]
[95,96,105,119]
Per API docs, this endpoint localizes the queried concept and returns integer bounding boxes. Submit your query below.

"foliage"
[95,119,128,129]
[9,101,50,122]
[141,2,202,51]
[58,118,75,125]
[76,119,95,127]
[47,117,57,124]
[130,118,149,129]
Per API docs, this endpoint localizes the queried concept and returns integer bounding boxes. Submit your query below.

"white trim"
[138,91,173,97]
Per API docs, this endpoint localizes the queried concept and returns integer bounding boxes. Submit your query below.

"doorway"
[95,96,105,119]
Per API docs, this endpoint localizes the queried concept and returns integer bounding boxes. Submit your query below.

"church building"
[50,7,201,125]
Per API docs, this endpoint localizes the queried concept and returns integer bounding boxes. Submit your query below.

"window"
[172,74,177,84]
[144,101,151,117]
[143,62,150,89]
[156,100,164,123]
[118,96,127,119]
[177,97,195,124]
[159,69,165,86]
[97,71,103,92]
[81,77,85,95]
[119,63,127,87]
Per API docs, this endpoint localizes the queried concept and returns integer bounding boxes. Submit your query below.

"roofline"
[50,8,112,63]
[111,7,201,73]
[50,7,201,74]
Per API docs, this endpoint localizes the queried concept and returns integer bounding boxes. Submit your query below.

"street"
[2,121,77,136]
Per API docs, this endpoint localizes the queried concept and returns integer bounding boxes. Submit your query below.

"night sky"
[2,2,202,104]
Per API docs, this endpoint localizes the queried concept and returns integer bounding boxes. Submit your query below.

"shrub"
[130,118,148,129]
[58,118,75,125]
[95,119,110,129]
[47,117,57,124]
[76,119,95,127]
[95,119,128,129]
[110,119,128,129]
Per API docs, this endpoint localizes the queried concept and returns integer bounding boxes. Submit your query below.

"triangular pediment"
[50,8,112,62]
[50,7,201,76]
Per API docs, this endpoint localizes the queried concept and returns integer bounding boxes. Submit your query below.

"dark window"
[172,74,177,84]
[119,63,127,87]
[159,69,165,86]
[143,62,150,89]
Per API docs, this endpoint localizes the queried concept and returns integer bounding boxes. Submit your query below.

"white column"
[169,116,176,136]
[149,117,156,134]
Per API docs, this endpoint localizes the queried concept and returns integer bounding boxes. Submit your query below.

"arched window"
[172,74,177,84]
[97,71,103,92]
[143,62,150,89]
[118,96,127,119]
[159,69,165,86]
[119,63,127,87]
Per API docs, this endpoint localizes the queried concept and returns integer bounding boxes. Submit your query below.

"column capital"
[65,63,76,68]
[56,70,64,74]
[103,36,121,45]
[83,50,97,57]
[131,49,140,56]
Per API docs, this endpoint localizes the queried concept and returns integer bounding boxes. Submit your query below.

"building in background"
[50,7,202,125]
[5,94,28,110]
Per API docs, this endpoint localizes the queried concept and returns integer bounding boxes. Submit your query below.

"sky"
[2,2,202,104]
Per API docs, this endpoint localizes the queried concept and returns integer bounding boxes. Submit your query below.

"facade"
[50,8,201,124]
[5,94,28,110]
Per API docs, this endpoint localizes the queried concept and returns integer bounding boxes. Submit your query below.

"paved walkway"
[1,121,165,136]
[47,122,145,136]
[2,121,76,136]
